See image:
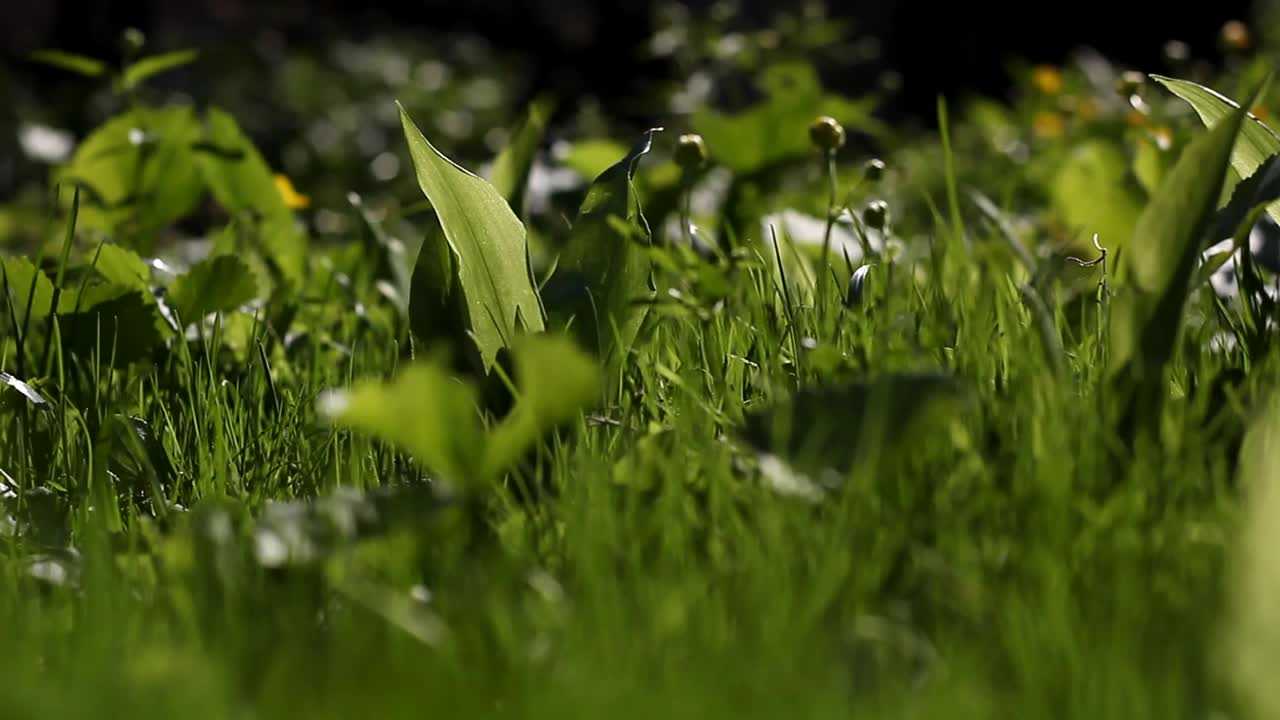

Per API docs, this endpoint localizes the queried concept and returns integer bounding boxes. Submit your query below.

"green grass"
[5,19,1280,719]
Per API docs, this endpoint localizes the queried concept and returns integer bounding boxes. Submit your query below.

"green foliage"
[196,108,307,285]
[546,129,658,370]
[1224,389,1280,720]
[1051,140,1146,250]
[694,63,881,174]
[29,49,108,77]
[12,21,1280,720]
[56,107,205,249]
[1108,93,1249,382]
[323,334,597,485]
[1155,75,1280,222]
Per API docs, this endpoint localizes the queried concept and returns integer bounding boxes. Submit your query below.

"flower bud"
[1117,70,1146,97]
[809,116,846,152]
[862,199,889,231]
[674,133,708,170]
[120,28,146,56]
[863,158,886,183]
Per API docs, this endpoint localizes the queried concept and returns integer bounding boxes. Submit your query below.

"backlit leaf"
[321,359,484,486]
[1154,75,1280,223]
[398,103,545,372]
[485,335,601,476]
[1109,89,1250,380]
[56,106,204,250]
[167,255,259,323]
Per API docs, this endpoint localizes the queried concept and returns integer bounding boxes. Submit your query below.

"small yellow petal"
[274,174,310,209]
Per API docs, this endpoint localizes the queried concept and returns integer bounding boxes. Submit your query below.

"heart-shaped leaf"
[398,103,546,372]
[167,255,259,324]
[56,106,205,249]
[92,244,151,291]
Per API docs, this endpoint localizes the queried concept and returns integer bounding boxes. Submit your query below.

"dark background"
[1,0,1257,119]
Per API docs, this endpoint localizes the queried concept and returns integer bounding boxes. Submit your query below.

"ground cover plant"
[7,6,1280,717]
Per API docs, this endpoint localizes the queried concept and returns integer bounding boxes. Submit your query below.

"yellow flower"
[1031,65,1064,95]
[274,174,310,209]
[1221,20,1252,52]
[1032,111,1065,139]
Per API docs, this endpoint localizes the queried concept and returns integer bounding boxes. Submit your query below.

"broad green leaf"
[1051,140,1146,251]
[1224,389,1280,720]
[168,255,259,323]
[321,359,484,485]
[92,244,150,291]
[546,129,658,367]
[30,50,107,77]
[485,335,601,477]
[121,50,198,90]
[1154,75,1280,222]
[56,106,205,249]
[743,374,967,478]
[489,96,555,218]
[398,103,546,372]
[1108,94,1249,380]
[1,257,57,320]
[196,108,306,285]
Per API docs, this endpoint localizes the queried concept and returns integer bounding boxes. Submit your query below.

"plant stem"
[818,150,839,307]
